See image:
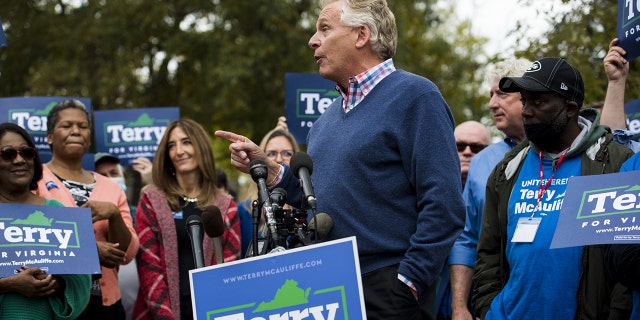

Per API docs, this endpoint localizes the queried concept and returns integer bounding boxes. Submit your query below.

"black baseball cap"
[499,57,584,107]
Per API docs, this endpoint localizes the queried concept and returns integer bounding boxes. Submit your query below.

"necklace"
[182,196,198,203]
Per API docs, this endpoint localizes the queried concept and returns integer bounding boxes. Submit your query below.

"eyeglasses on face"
[456,142,487,154]
[0,146,37,162]
[266,150,294,159]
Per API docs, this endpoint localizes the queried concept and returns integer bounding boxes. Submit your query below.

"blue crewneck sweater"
[280,70,465,294]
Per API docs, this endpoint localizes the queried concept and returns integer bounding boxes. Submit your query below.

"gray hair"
[323,0,397,60]
[485,58,532,88]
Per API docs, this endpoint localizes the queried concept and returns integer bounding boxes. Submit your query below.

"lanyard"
[531,149,567,218]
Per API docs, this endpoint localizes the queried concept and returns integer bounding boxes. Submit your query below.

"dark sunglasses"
[0,146,37,162]
[456,142,487,154]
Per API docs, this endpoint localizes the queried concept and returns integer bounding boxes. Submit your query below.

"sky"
[452,0,570,57]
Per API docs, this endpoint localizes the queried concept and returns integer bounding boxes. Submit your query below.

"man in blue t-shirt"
[473,58,633,319]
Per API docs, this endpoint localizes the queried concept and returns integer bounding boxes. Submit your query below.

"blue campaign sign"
[0,97,92,159]
[0,20,6,48]
[190,237,366,320]
[0,203,100,277]
[617,0,640,60]
[551,170,640,249]
[93,107,179,165]
[625,98,640,140]
[285,73,337,145]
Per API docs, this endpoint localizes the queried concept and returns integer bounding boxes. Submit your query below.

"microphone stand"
[302,197,319,245]
[251,199,260,257]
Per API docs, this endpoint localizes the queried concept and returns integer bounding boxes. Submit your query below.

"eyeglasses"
[266,150,294,159]
[456,142,487,154]
[0,146,37,162]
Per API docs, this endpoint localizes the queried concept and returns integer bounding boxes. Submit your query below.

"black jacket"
[473,114,634,319]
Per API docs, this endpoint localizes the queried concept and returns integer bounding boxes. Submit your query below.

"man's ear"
[566,100,580,117]
[355,24,371,49]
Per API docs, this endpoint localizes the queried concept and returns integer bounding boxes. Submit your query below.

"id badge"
[172,210,183,220]
[511,217,542,243]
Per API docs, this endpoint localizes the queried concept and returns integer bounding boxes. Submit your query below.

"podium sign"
[190,237,366,320]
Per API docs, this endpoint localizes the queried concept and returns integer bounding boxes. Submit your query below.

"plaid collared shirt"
[336,58,396,113]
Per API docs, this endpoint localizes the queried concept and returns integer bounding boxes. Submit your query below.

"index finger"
[215,130,248,143]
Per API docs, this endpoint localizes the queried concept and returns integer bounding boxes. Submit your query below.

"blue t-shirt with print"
[486,149,583,320]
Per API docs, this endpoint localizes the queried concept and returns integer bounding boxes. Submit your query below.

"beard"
[524,106,569,146]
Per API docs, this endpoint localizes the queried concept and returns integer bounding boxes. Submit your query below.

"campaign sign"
[0,97,92,158]
[550,170,640,248]
[0,203,100,277]
[93,107,179,165]
[625,98,640,140]
[189,237,366,320]
[0,20,7,47]
[617,0,640,60]
[285,73,337,145]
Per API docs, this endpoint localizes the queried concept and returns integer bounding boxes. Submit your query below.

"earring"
[170,166,176,176]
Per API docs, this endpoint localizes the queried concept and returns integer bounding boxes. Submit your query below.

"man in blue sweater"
[216,0,464,319]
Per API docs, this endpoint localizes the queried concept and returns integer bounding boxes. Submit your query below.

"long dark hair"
[0,122,43,190]
[152,119,220,211]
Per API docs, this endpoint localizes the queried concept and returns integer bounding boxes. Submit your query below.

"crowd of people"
[0,0,639,319]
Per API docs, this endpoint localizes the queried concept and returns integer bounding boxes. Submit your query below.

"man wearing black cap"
[473,57,634,319]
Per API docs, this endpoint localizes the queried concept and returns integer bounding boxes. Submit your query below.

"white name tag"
[511,217,542,243]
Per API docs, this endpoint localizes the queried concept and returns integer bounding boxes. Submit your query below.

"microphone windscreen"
[201,205,225,238]
[290,152,313,177]
[249,159,268,182]
[308,212,333,240]
[186,214,202,228]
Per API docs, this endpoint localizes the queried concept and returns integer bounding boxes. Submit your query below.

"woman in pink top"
[36,100,139,320]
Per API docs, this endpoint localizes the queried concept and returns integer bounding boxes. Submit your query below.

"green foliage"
[391,1,490,123]
[0,0,493,173]
[512,0,639,105]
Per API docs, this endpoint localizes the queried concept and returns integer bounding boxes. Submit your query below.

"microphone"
[201,206,225,265]
[290,152,317,211]
[307,212,333,241]
[249,160,279,246]
[185,215,205,269]
[270,188,287,207]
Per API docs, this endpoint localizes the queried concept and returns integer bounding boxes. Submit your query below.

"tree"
[0,0,491,172]
[392,1,490,123]
[512,0,639,105]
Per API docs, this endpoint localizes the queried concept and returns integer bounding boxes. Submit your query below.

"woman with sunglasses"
[0,122,91,319]
[133,119,240,320]
[36,100,139,320]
